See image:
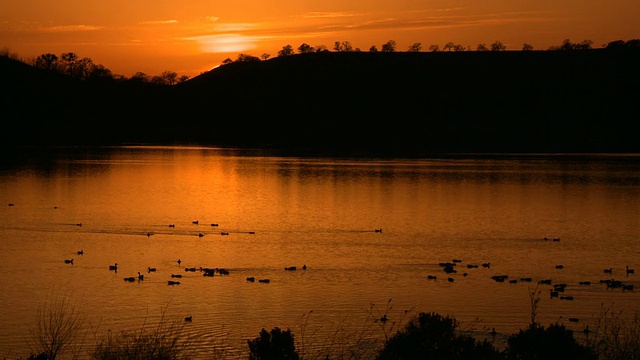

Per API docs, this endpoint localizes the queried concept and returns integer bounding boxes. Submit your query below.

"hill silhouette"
[2,49,639,156]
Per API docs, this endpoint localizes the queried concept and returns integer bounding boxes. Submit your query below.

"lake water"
[1,147,639,359]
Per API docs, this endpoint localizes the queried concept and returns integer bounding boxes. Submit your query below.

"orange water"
[1,147,639,358]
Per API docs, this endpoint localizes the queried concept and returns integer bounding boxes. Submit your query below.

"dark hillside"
[2,50,639,155]
[177,50,640,154]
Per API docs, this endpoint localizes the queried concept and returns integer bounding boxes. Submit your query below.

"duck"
[77,250,84,255]
[192,220,199,225]
[109,263,118,271]
[184,316,192,322]
[137,272,144,280]
[169,224,175,228]
[148,267,157,273]
[64,259,74,264]
[167,280,180,285]
[374,228,383,233]
[604,268,613,274]
[177,259,182,265]
[124,277,136,282]
[203,269,215,277]
[627,266,635,275]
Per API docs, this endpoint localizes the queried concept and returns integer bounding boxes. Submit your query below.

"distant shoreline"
[2,49,639,154]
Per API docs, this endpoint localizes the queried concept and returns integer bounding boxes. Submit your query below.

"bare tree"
[76,57,94,80]
[408,43,422,52]
[151,75,165,85]
[369,45,379,52]
[314,44,329,52]
[298,43,314,53]
[333,41,353,52]
[236,54,260,62]
[490,41,506,51]
[130,72,150,82]
[261,53,271,60]
[381,40,397,52]
[160,71,178,85]
[476,43,489,51]
[277,45,295,57]
[428,44,439,52]
[88,64,113,80]
[35,53,59,70]
[0,47,20,60]
[60,52,79,77]
[28,291,84,360]
[522,43,534,51]
[443,42,456,51]
[576,39,594,49]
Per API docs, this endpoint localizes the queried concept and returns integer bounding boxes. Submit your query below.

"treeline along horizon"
[1,38,639,156]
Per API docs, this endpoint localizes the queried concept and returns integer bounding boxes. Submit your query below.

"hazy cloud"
[298,12,358,19]
[181,9,559,53]
[44,25,103,32]
[139,20,179,25]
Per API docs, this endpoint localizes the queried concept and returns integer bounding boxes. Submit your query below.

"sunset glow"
[1,0,638,77]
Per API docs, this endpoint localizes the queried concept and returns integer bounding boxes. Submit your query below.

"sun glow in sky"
[1,0,638,78]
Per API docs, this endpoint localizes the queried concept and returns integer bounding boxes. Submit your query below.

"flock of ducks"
[426,254,636,335]
[63,247,309,301]
[427,258,636,294]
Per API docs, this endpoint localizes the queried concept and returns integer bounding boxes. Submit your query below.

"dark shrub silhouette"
[27,353,48,360]
[505,323,596,360]
[376,312,502,360]
[247,327,299,360]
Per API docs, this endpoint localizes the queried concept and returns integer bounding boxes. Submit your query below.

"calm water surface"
[1,147,639,358]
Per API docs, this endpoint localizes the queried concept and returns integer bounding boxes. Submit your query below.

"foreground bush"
[505,323,596,360]
[91,311,193,360]
[26,294,640,360]
[248,327,299,360]
[375,312,503,360]
[583,305,640,360]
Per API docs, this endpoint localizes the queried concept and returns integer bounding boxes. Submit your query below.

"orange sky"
[1,0,638,78]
